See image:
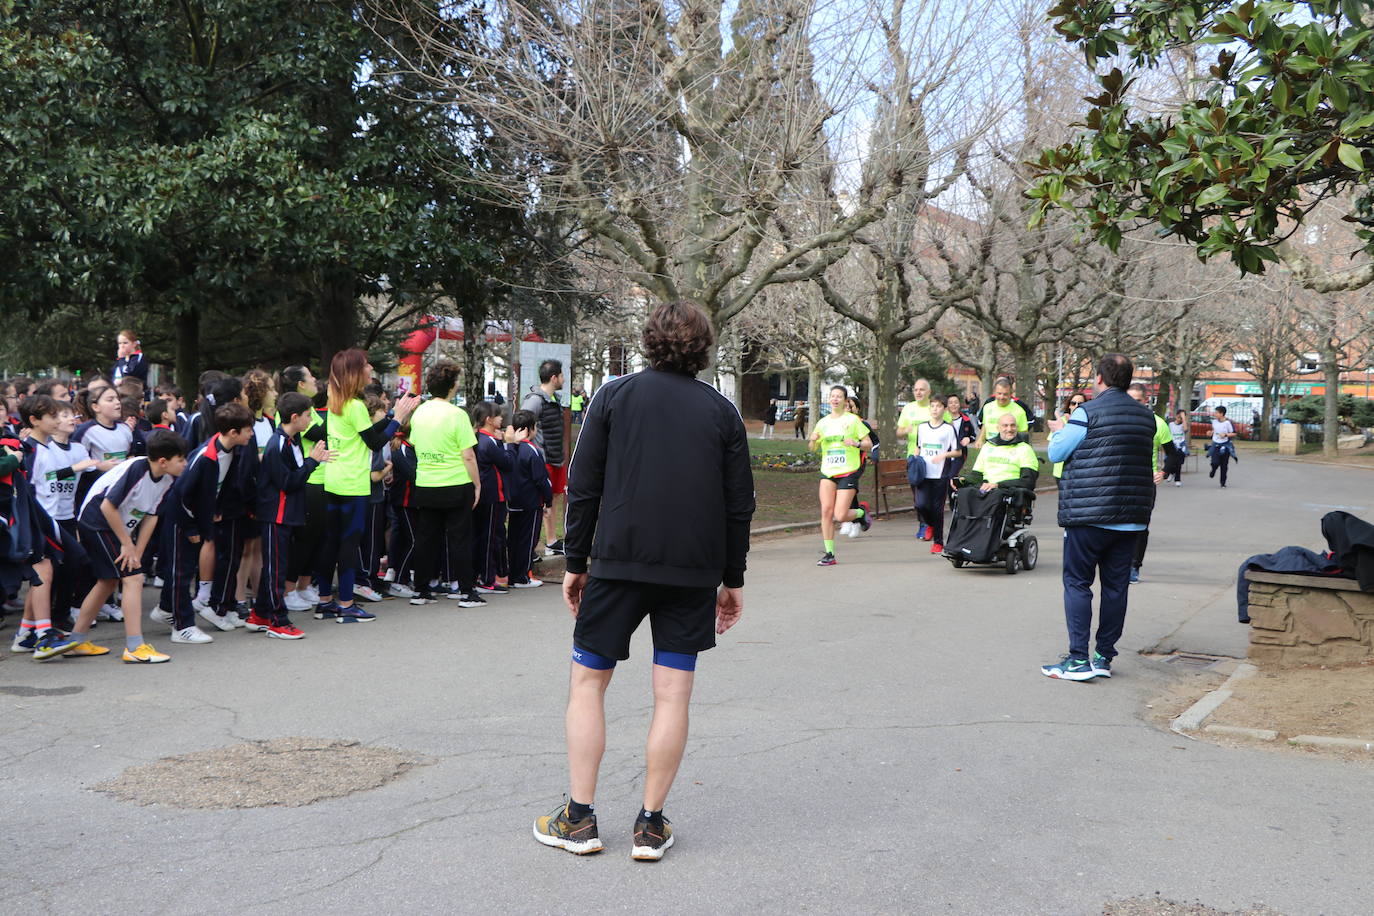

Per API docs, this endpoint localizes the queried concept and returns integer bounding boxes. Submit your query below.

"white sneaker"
[223,610,247,629]
[1174,481,1182,487]
[511,579,544,589]
[388,583,418,598]
[284,591,313,612]
[408,595,437,606]
[846,521,861,538]
[148,608,174,626]
[151,576,165,588]
[353,585,384,603]
[192,597,214,615]
[97,603,124,622]
[382,567,397,583]
[299,585,321,605]
[171,626,214,644]
[198,606,236,632]
[838,522,853,537]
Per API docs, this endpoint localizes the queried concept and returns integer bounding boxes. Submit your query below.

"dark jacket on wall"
[1322,510,1374,591]
[1235,546,1349,622]
[564,368,756,589]
[1057,387,1157,528]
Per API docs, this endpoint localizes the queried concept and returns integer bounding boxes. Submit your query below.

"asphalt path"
[1,452,1370,915]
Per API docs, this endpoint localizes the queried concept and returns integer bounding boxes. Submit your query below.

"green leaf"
[1338,141,1365,171]
[1196,184,1229,206]
[1272,75,1291,111]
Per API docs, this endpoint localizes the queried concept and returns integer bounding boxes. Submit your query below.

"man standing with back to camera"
[1043,353,1157,682]
[532,300,755,861]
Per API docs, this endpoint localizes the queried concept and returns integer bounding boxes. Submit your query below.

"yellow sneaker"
[66,641,111,657]
[122,643,170,664]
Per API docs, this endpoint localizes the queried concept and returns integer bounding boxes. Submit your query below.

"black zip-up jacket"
[474,429,514,505]
[167,434,234,541]
[255,429,319,526]
[564,368,755,588]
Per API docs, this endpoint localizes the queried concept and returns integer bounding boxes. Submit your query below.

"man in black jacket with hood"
[532,300,755,862]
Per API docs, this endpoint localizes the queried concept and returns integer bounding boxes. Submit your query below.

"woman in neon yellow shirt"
[317,348,420,621]
[808,385,873,567]
[408,360,483,606]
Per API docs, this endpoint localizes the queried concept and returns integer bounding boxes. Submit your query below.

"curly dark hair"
[642,301,713,375]
[425,360,461,398]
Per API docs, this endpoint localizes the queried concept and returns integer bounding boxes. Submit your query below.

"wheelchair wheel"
[1020,535,1039,571]
[1004,548,1018,575]
[950,555,966,568]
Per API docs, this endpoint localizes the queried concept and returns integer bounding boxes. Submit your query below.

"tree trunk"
[806,361,821,440]
[872,333,901,455]
[461,309,486,408]
[317,270,357,367]
[1322,338,1341,457]
[1154,371,1173,416]
[174,307,200,393]
[1177,371,1197,414]
[1011,347,1039,421]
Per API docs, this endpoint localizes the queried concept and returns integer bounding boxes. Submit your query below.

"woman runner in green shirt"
[808,385,873,567]
[316,349,420,622]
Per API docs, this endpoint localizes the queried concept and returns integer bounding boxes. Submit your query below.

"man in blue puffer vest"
[1043,353,1159,682]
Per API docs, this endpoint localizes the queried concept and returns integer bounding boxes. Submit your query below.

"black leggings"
[914,479,948,543]
[413,487,476,596]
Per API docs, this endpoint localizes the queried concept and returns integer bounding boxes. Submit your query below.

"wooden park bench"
[874,458,910,518]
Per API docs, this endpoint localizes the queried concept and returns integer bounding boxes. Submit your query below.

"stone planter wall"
[1246,571,1374,668]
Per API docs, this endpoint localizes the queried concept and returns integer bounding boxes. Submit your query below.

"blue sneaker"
[1091,652,1113,678]
[11,630,40,653]
[314,602,340,621]
[33,630,81,662]
[917,524,928,540]
[336,606,377,623]
[1129,568,1140,584]
[1040,655,1097,681]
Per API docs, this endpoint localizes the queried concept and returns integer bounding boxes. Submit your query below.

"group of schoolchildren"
[1,331,556,666]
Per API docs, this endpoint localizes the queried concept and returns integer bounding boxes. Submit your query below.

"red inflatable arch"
[397,316,543,394]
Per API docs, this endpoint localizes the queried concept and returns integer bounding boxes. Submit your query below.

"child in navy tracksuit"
[385,429,418,595]
[247,393,327,637]
[505,409,552,588]
[158,404,254,640]
[471,402,514,593]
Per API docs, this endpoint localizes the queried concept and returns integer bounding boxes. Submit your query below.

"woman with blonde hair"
[316,349,420,622]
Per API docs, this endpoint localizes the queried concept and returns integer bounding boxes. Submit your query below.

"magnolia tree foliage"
[1031,0,1374,288]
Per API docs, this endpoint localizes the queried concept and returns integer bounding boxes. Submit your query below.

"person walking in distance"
[1165,409,1188,486]
[533,301,754,861]
[762,398,778,440]
[1043,354,1157,682]
[522,359,568,556]
[1209,406,1237,488]
[793,402,808,439]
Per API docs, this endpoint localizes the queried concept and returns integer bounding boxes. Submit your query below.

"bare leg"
[832,487,857,524]
[643,664,695,811]
[27,558,52,625]
[120,574,144,641]
[543,493,564,546]
[72,579,116,634]
[818,480,837,541]
[566,663,614,803]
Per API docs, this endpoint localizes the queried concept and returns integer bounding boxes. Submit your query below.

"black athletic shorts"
[80,524,145,580]
[820,469,862,491]
[573,577,717,660]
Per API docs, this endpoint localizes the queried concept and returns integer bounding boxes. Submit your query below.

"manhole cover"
[95,738,419,809]
[1163,654,1225,670]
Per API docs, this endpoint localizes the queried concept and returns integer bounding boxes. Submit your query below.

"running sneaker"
[243,612,272,632]
[1091,652,1113,678]
[839,522,854,538]
[511,579,545,589]
[33,631,80,661]
[857,501,872,532]
[171,626,214,644]
[336,606,378,623]
[266,623,306,640]
[545,539,566,556]
[1129,568,1141,584]
[456,592,487,609]
[10,630,39,653]
[532,802,603,855]
[284,591,314,612]
[123,643,170,664]
[1040,655,1097,681]
[476,584,511,595]
[191,597,214,616]
[97,603,124,622]
[382,567,397,583]
[299,585,321,605]
[65,640,111,657]
[917,524,928,540]
[817,552,837,567]
[631,814,675,862]
[930,542,943,554]
[408,594,438,606]
[198,606,236,632]
[1174,480,1182,487]
[148,608,174,626]
[353,585,384,603]
[151,576,165,588]
[314,602,340,621]
[387,583,418,599]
